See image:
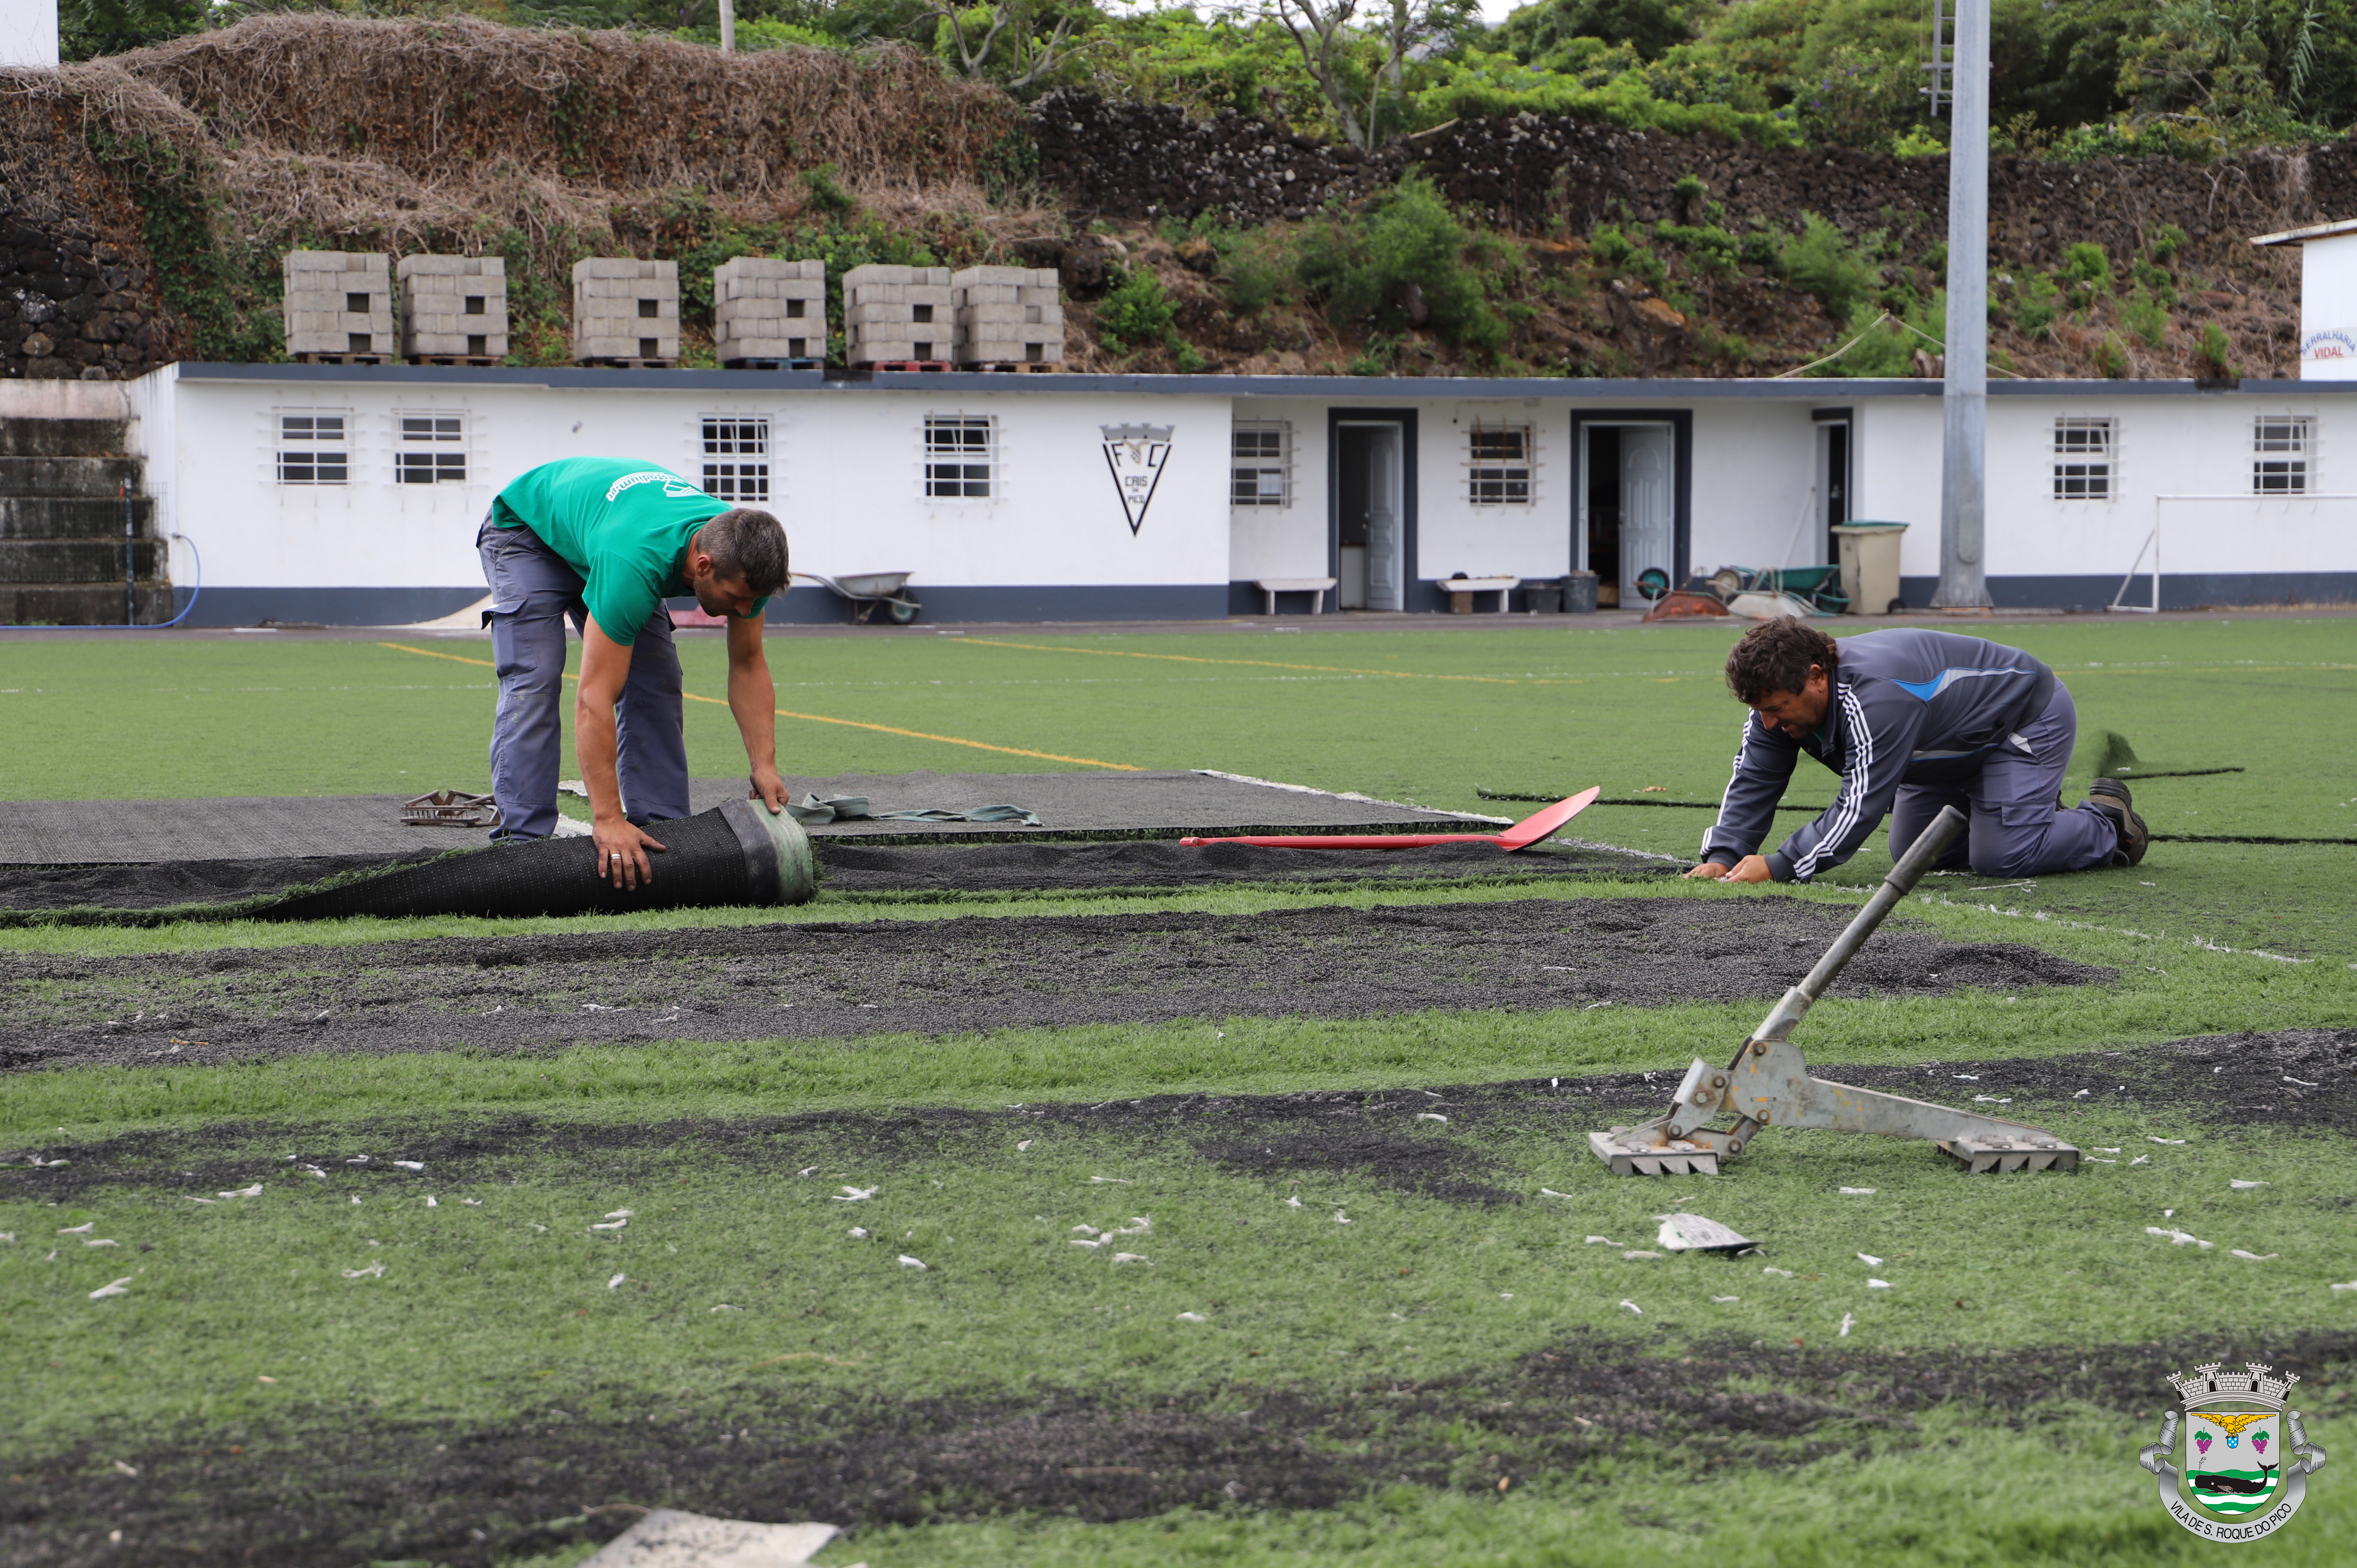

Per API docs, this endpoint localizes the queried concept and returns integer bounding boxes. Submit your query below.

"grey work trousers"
[1885,682,2120,877]
[477,514,690,840]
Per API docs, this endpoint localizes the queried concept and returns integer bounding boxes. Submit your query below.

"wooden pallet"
[291,352,392,366]
[961,361,1061,373]
[408,355,503,367]
[575,357,680,369]
[858,360,954,373]
[723,358,824,371]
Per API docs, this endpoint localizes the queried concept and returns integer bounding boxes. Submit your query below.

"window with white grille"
[925,415,995,499]
[702,416,771,504]
[2253,415,2312,496]
[275,412,348,485]
[1468,424,1533,505]
[394,413,467,484]
[1232,421,1291,506]
[2052,417,2114,500]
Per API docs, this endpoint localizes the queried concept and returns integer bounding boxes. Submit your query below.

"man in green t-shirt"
[478,457,792,888]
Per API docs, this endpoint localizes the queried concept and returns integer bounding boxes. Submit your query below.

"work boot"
[2083,777,2148,867]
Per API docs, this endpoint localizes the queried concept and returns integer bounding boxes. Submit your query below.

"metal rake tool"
[1589,804,2082,1177]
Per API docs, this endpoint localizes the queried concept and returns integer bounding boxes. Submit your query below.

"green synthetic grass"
[4,617,2354,1562]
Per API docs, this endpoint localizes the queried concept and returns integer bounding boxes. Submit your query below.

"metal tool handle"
[1747,804,1968,1045]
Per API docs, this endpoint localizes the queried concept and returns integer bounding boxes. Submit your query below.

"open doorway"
[1334,421,1406,610]
[1814,409,1852,564]
[1577,419,1678,608]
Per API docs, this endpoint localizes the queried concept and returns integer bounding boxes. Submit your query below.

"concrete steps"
[0,393,172,625]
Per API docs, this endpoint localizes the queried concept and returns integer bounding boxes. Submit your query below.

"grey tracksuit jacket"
[1701,628,2058,882]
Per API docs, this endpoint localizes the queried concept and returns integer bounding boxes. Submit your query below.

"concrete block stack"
[572,258,679,365]
[282,251,393,362]
[951,265,1065,368]
[397,255,509,363]
[713,257,826,367]
[841,264,955,367]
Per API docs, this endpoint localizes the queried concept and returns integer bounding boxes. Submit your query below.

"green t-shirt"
[491,457,765,643]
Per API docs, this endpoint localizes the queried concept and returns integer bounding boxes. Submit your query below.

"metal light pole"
[720,0,736,53]
[1933,0,1992,609]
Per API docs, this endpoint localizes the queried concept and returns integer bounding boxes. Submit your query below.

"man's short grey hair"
[696,508,789,598]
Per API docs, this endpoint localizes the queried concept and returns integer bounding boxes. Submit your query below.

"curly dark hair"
[1725,619,1840,705]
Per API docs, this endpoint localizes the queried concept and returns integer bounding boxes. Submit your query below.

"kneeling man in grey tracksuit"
[1688,621,2148,884]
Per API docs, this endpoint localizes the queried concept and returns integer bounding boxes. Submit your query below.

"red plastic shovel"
[1179,786,1602,852]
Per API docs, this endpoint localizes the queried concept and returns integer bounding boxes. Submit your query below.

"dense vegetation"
[66,0,2357,158]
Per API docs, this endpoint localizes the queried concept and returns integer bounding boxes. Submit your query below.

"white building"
[95,363,2357,624]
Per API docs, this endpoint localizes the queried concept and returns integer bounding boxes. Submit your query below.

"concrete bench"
[1436,575,1519,613]
[1254,577,1337,615]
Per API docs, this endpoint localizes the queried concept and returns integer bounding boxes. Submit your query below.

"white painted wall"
[0,0,58,69]
[1227,396,1328,581]
[148,377,1232,594]
[1416,397,1569,583]
[1849,398,1945,580]
[1685,400,1823,573]
[1981,393,2357,581]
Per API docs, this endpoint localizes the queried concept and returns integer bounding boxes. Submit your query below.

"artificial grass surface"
[3,617,2353,1563]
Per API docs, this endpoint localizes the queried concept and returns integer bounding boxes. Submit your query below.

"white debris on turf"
[2092,1147,2122,1153]
[1857,1253,1883,1266]
[1070,1238,1104,1250]
[1016,1140,1033,1151]
[113,1460,138,1477]
[1711,1296,1739,1303]
[897,1256,926,1269]
[84,1238,117,1248]
[392,1160,424,1171]
[1585,1235,1619,1245]
[1838,1187,1877,1195]
[1622,1250,1662,1260]
[1113,1253,1149,1264]
[2148,1137,2188,1145]
[1334,1211,1352,1225]
[1284,1196,1303,1209]
[462,1198,482,1206]
[710,1304,743,1313]
[2333,1281,2357,1292]
[1655,1215,1751,1252]
[350,1196,361,1205]
[1867,1279,1893,1289]
[1838,1312,1856,1337]
[2147,1227,2213,1249]
[577,1509,840,1567]
[89,1277,133,1299]
[848,1228,869,1239]
[1539,1188,1572,1199]
[1971,1096,2013,1105]
[798,1166,820,1178]
[219,1184,263,1198]
[1091,1176,1133,1184]
[832,1187,877,1202]
[1763,1267,1796,1278]
[2230,1180,2270,1190]
[59,1222,93,1234]
[2131,1156,2151,1166]
[2074,1089,2091,1098]
[342,1262,386,1279]
[609,1273,627,1290]
[2231,1250,2279,1261]
[301,1166,327,1179]
[2286,1075,2320,1087]
[424,1196,438,1208]
[1619,1300,1643,1316]
[1176,1312,1207,1322]
[1417,1113,1449,1123]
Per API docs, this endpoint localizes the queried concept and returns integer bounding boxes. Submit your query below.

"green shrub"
[1099,265,1178,352]
[1672,172,1707,203]
[2013,273,2062,340]
[2094,333,2129,377]
[1653,223,1738,274]
[2146,223,2189,265]
[1346,332,1401,376]
[1297,172,1507,355]
[2197,321,2238,380]
[2060,242,2113,292]
[1806,292,1944,378]
[1892,125,1946,157]
[1590,224,1635,268]
[1777,213,1881,321]
[800,164,858,219]
[1222,232,1296,317]
[2119,290,2169,348]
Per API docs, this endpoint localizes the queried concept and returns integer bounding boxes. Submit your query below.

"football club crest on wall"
[1100,423,1173,536]
[2137,1361,2327,1541]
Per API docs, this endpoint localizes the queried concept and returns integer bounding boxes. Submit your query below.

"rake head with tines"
[1590,805,2082,1177]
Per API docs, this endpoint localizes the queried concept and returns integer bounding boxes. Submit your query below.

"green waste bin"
[1831,521,1910,615]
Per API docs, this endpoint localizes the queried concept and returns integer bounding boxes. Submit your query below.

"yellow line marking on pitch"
[958,637,1562,685]
[374,642,1141,770]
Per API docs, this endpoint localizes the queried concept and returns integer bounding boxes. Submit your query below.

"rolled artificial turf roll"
[263,797,815,921]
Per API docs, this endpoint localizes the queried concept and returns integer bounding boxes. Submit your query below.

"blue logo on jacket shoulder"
[1891,666,2031,704]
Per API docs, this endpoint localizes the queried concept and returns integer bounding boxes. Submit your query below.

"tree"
[924,0,1097,91]
[1224,0,1478,152]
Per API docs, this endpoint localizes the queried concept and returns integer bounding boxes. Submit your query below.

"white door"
[1619,424,1673,603]
[1364,425,1403,611]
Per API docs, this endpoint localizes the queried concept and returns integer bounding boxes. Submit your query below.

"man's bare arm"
[726,613,788,813]
[577,616,666,888]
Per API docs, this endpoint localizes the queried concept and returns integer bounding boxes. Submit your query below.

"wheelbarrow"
[794,571,921,625]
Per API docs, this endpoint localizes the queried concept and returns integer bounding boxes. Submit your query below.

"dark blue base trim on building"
[175,586,486,628]
[760,583,1228,624]
[1898,572,2357,612]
